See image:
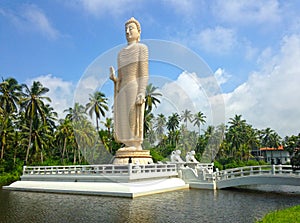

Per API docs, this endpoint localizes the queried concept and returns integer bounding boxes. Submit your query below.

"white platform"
[3,178,188,198]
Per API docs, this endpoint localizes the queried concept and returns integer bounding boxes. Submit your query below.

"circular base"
[113,149,153,165]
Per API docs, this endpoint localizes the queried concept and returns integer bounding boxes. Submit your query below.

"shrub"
[150,149,164,162]
[214,160,223,170]
[245,160,260,166]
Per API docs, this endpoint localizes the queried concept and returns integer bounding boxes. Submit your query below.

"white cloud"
[1,4,61,40]
[214,68,231,86]
[194,26,237,54]
[74,74,104,107]
[224,34,300,136]
[213,0,281,25]
[26,74,74,119]
[155,71,225,128]
[22,4,60,40]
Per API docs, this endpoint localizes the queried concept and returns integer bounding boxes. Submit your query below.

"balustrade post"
[128,164,132,176]
[278,164,282,174]
[272,165,275,175]
[111,165,115,174]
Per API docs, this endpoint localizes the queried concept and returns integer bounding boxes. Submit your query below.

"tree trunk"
[61,137,67,164]
[13,145,17,165]
[25,119,33,163]
[40,151,43,164]
[1,140,4,160]
[96,117,99,131]
[78,148,81,163]
[73,148,76,164]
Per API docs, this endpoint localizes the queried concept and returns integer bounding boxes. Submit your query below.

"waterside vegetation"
[257,204,300,223]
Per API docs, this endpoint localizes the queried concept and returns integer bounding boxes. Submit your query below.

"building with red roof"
[259,146,290,164]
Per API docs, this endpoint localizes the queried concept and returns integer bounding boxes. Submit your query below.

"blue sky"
[1,0,300,136]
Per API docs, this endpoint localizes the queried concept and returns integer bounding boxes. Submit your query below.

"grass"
[257,205,300,223]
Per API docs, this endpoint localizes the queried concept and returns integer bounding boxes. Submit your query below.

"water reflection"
[1,188,300,223]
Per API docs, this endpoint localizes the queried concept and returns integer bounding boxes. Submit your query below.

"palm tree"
[64,103,86,122]
[85,91,108,131]
[101,117,113,137]
[145,83,162,112]
[55,118,74,163]
[259,127,282,164]
[201,125,220,162]
[155,113,166,138]
[144,109,154,136]
[260,128,281,148]
[0,78,22,159]
[181,109,193,128]
[44,104,58,131]
[193,111,206,135]
[166,113,180,132]
[226,115,248,158]
[0,117,14,159]
[101,117,114,153]
[72,118,97,164]
[228,114,246,128]
[24,121,52,163]
[0,77,22,114]
[166,113,180,147]
[284,135,300,156]
[21,81,51,163]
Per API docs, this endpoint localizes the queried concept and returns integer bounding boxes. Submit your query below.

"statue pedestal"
[113,149,153,165]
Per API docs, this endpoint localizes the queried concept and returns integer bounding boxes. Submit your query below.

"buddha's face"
[126,22,140,43]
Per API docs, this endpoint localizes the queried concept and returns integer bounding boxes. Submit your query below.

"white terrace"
[5,163,300,198]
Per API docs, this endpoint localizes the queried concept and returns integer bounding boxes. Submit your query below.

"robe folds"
[114,43,149,146]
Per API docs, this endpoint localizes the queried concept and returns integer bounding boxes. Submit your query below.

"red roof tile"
[260,145,284,151]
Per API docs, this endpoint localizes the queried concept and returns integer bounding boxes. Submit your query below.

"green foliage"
[257,205,300,223]
[217,157,266,169]
[150,149,164,162]
[291,150,300,170]
[30,158,64,166]
[0,172,20,186]
[154,145,175,159]
[213,160,223,170]
[0,159,23,186]
[145,83,162,113]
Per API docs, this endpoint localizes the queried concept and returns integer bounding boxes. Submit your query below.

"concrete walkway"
[3,178,188,198]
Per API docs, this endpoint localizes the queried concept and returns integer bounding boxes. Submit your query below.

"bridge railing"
[216,165,295,181]
[22,164,178,179]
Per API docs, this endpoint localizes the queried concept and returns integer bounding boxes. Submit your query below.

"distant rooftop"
[260,145,284,151]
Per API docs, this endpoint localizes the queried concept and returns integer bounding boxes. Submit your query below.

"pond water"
[1,186,300,223]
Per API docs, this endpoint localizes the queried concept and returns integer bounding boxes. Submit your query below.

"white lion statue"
[170,150,185,163]
[185,150,199,163]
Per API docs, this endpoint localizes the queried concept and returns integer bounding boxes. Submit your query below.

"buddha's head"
[125,17,141,43]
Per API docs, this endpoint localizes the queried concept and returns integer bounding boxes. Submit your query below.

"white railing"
[216,165,297,181]
[23,165,129,175]
[22,164,178,179]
